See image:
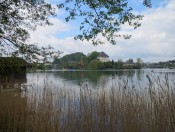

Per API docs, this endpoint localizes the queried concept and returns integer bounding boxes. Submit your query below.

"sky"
[30,0,175,62]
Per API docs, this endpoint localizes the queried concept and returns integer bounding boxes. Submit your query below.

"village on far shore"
[34,51,175,70]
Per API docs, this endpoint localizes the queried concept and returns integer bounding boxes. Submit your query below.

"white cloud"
[30,0,175,62]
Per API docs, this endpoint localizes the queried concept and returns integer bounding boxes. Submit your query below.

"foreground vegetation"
[0,75,175,132]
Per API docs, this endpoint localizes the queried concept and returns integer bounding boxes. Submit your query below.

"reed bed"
[0,75,175,132]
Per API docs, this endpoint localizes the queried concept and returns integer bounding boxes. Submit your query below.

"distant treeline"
[148,60,175,69]
[51,52,142,70]
[33,52,175,70]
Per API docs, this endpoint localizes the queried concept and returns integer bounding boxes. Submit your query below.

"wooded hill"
[53,52,117,70]
[53,52,86,64]
[52,52,146,70]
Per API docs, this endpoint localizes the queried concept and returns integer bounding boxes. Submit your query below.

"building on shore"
[97,52,109,62]
[0,57,31,73]
[0,57,31,89]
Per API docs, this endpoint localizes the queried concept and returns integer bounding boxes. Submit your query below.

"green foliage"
[53,57,61,64]
[35,64,46,70]
[57,0,152,45]
[0,57,31,73]
[53,52,86,65]
[0,0,152,62]
[55,62,81,69]
[0,0,58,62]
[85,61,116,70]
[53,51,116,70]
[143,0,152,7]
[87,51,99,63]
[0,0,153,63]
[32,63,53,70]
[53,52,87,69]
[136,58,143,69]
[117,59,124,69]
[60,52,85,63]
[52,52,146,70]
[149,60,175,69]
[86,61,103,70]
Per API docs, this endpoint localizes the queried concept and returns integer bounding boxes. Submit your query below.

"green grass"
[0,75,175,132]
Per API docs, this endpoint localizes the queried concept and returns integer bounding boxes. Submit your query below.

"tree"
[0,0,59,62]
[117,59,124,69]
[87,51,99,62]
[0,0,152,62]
[136,58,143,69]
[58,0,152,45]
[58,52,86,63]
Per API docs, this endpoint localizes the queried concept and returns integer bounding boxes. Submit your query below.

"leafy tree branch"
[0,0,58,62]
[58,0,151,45]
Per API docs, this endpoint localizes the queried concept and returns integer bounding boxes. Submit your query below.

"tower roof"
[98,52,109,58]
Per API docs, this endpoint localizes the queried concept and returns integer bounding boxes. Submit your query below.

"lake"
[26,69,175,91]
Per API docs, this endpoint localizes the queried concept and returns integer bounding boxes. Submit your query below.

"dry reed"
[0,75,175,132]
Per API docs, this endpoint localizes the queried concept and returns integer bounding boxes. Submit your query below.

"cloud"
[126,0,175,61]
[30,0,175,62]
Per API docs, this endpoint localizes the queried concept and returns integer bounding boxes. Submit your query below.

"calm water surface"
[26,69,175,91]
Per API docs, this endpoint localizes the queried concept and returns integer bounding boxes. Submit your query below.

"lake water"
[26,69,175,91]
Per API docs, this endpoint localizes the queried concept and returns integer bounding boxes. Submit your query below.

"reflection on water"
[0,69,174,91]
[26,69,175,90]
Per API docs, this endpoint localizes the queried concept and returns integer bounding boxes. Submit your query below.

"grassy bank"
[0,75,175,132]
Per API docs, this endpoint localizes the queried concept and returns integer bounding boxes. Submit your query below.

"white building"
[97,52,109,62]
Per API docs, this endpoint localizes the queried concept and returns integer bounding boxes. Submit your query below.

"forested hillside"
[53,52,86,64]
